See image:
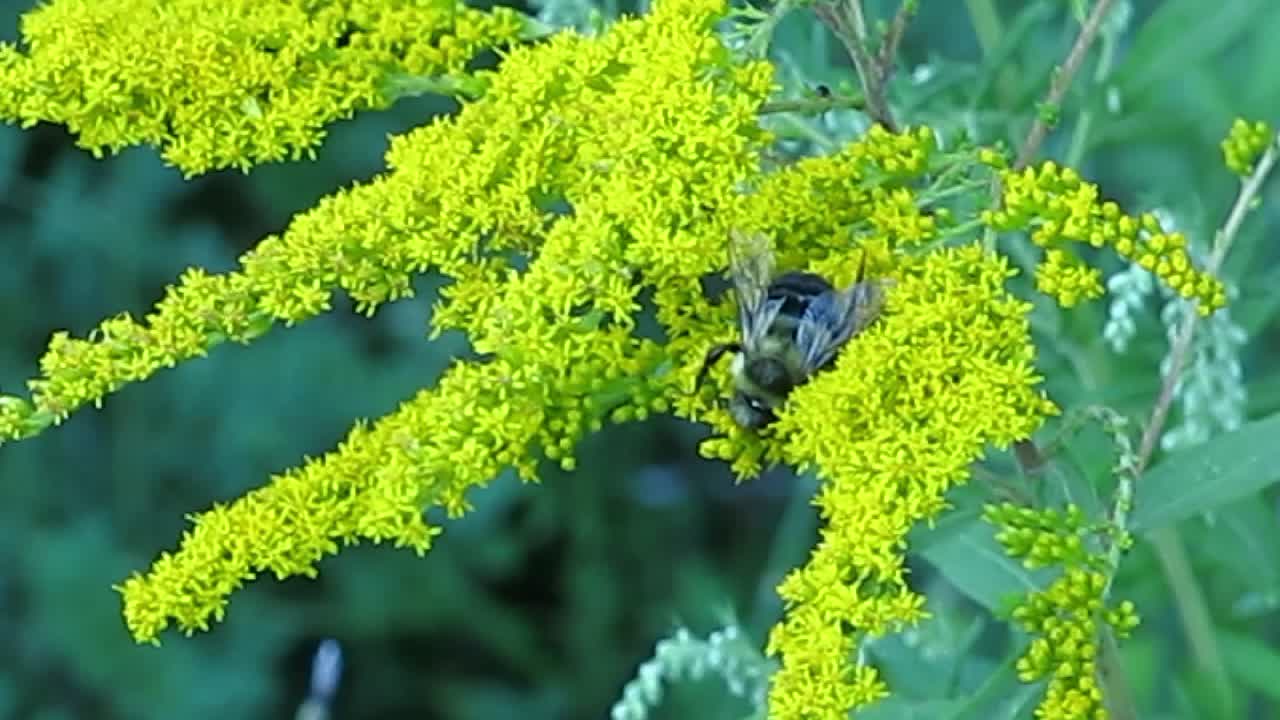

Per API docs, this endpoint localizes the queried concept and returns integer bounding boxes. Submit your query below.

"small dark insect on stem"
[811,0,917,132]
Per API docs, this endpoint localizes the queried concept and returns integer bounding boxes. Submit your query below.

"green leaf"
[1184,498,1280,605]
[859,698,960,720]
[914,517,1051,612]
[867,604,986,700]
[1130,411,1280,532]
[1248,367,1280,419]
[857,641,1039,717]
[1113,1,1265,100]
[1232,265,1280,336]
[1244,13,1280,114]
[948,654,1042,720]
[1219,628,1280,703]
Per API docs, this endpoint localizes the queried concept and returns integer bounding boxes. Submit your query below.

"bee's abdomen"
[765,271,830,336]
[758,272,831,386]
[767,271,833,317]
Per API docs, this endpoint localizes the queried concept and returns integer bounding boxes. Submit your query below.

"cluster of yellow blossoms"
[985,503,1140,720]
[755,244,1056,716]
[983,158,1225,313]
[0,0,529,175]
[62,0,784,652]
[0,1,1231,719]
[1220,118,1275,176]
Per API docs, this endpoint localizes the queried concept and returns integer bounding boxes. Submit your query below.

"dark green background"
[1,1,1277,719]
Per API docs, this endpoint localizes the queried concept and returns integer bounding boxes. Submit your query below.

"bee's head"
[724,353,790,429]
[728,391,777,429]
[743,355,792,396]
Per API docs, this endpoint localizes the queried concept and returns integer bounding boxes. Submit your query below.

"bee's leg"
[695,342,742,390]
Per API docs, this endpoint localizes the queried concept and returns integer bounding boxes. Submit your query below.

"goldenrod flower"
[1221,118,1275,176]
[97,0,777,644]
[757,246,1056,719]
[0,1,1162,718]
[986,503,1141,720]
[985,162,1225,314]
[0,0,529,175]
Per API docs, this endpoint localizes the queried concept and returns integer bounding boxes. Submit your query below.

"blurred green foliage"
[0,0,1277,718]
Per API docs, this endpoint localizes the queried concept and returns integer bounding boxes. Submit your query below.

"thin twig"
[812,0,900,131]
[1113,132,1279,720]
[758,94,866,115]
[1150,527,1235,713]
[985,2,1119,253]
[739,0,801,58]
[1012,0,1117,170]
[1098,627,1138,720]
[846,0,870,39]
[1133,134,1280,472]
[876,2,914,77]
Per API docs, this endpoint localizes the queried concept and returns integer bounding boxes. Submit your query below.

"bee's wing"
[796,278,887,373]
[728,229,781,350]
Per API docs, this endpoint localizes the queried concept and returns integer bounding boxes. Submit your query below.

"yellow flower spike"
[62,0,776,642]
[987,161,1224,312]
[987,503,1139,720]
[0,0,529,176]
[756,246,1054,719]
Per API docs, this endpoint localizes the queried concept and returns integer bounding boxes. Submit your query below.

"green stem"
[382,73,489,102]
[980,226,997,253]
[742,0,799,58]
[964,0,1003,57]
[1065,12,1121,167]
[1012,0,1117,169]
[1098,625,1138,720]
[916,178,989,206]
[1150,527,1235,715]
[758,94,866,115]
[1134,132,1280,470]
[765,114,840,153]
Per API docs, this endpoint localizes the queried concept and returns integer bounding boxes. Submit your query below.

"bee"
[697,230,889,429]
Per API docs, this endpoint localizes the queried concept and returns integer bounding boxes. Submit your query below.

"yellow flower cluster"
[748,246,1056,718]
[691,125,941,478]
[984,162,1226,314]
[985,502,1140,720]
[2,1,1070,716]
[1221,118,1275,176]
[96,0,775,643]
[0,0,527,176]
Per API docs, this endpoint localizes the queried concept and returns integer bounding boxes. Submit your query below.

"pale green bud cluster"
[610,625,774,720]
